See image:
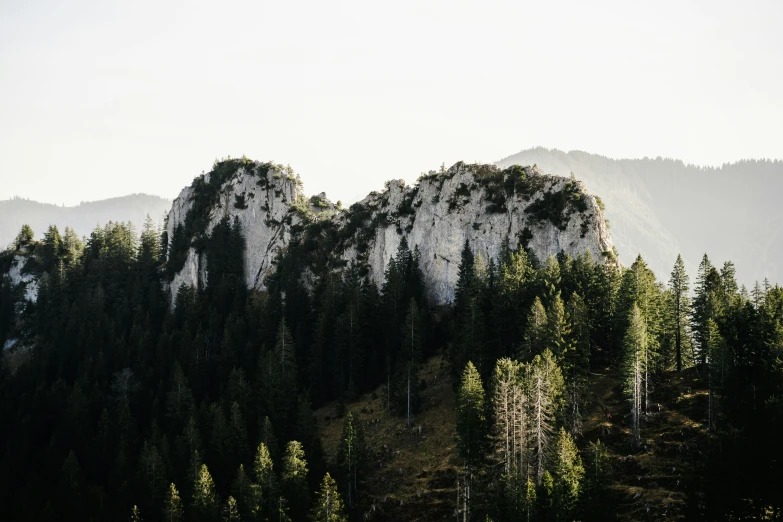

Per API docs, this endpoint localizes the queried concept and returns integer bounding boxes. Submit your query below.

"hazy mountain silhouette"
[0,194,171,248]
[497,147,783,287]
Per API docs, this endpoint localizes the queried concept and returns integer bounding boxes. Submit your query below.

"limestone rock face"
[337,164,613,304]
[165,162,302,296]
[164,161,614,305]
[4,250,39,303]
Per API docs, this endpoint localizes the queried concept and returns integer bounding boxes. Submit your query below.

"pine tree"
[456,361,487,521]
[623,304,647,446]
[582,439,610,521]
[669,255,691,372]
[565,292,590,436]
[130,505,142,522]
[495,246,533,359]
[227,402,249,476]
[522,297,547,360]
[336,412,367,510]
[551,428,584,520]
[692,254,718,366]
[545,292,570,361]
[42,224,63,272]
[529,349,564,484]
[222,496,240,522]
[273,318,298,433]
[163,483,184,522]
[139,440,167,506]
[282,440,310,520]
[140,214,162,265]
[454,240,475,316]
[706,318,726,433]
[398,298,422,425]
[166,363,194,427]
[492,357,531,519]
[12,224,34,250]
[259,416,279,463]
[251,442,276,519]
[192,464,217,521]
[310,473,347,522]
[230,465,252,519]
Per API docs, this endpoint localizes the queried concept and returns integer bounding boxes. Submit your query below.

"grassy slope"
[584,365,708,521]
[316,355,709,521]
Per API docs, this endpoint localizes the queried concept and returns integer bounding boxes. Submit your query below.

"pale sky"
[2,0,782,206]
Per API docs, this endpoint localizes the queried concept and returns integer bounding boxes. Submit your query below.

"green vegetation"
[2,160,782,522]
[310,195,330,209]
[526,180,588,230]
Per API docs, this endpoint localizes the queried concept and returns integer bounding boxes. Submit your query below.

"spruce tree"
[529,349,564,485]
[551,428,584,520]
[692,254,718,366]
[336,412,367,510]
[251,442,276,520]
[456,361,488,521]
[623,304,647,446]
[163,483,184,522]
[669,255,690,372]
[282,440,310,520]
[565,292,590,436]
[397,298,422,425]
[545,291,571,361]
[222,496,240,522]
[192,464,217,522]
[522,297,547,360]
[139,440,167,506]
[310,473,347,522]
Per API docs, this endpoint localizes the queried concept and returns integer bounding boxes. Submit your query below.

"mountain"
[164,159,613,305]
[2,157,782,522]
[496,147,783,287]
[0,194,172,248]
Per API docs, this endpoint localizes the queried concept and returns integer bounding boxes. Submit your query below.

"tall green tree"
[310,473,347,522]
[668,255,691,372]
[251,442,276,520]
[623,304,647,446]
[456,361,488,521]
[282,441,310,521]
[565,292,590,436]
[551,428,584,521]
[192,464,218,522]
[163,483,184,522]
[529,349,564,484]
[336,412,367,510]
[522,297,548,360]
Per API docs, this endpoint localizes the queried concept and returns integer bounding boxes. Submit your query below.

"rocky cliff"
[164,159,614,305]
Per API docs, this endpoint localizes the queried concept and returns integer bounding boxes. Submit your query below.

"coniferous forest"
[1,208,783,521]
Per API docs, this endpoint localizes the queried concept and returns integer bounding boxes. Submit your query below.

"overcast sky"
[2,0,782,207]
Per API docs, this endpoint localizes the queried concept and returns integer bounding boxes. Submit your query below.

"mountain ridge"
[163,158,614,305]
[0,193,172,248]
[496,147,783,287]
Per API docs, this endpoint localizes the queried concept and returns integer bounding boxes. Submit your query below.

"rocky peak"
[163,159,614,305]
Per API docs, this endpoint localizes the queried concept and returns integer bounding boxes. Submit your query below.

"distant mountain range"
[497,147,783,287]
[0,194,172,248]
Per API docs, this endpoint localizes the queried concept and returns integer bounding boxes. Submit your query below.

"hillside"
[497,148,783,287]
[0,194,172,247]
[317,354,709,522]
[1,157,781,522]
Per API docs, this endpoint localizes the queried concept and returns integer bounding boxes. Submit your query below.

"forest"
[1,200,782,521]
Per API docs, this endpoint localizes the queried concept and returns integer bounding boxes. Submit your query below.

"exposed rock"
[6,251,39,303]
[165,161,302,296]
[164,160,614,305]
